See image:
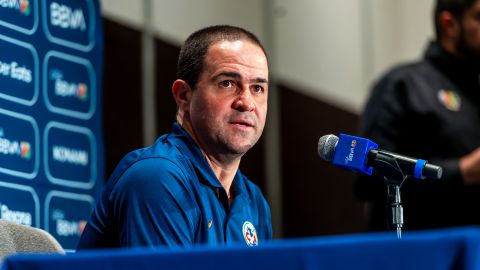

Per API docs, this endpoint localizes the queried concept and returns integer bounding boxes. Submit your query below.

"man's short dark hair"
[177,25,268,90]
[434,0,477,39]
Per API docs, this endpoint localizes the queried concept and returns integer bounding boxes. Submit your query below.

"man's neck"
[177,116,241,195]
[203,153,240,196]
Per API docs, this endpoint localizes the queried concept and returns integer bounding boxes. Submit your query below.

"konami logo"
[52,145,88,166]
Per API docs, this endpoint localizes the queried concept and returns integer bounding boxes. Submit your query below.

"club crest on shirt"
[437,89,461,112]
[208,220,213,229]
[242,221,258,246]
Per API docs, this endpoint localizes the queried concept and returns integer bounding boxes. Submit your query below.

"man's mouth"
[230,118,255,128]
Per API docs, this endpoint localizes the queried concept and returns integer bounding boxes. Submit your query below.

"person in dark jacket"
[355,0,480,231]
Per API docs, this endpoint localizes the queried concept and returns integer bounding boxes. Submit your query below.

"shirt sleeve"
[109,157,199,247]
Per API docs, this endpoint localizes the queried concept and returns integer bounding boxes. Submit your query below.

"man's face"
[188,39,269,157]
[457,0,480,59]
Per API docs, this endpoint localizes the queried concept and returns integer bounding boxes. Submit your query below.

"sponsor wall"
[0,0,103,251]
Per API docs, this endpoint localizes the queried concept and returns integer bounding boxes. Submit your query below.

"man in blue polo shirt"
[77,25,272,248]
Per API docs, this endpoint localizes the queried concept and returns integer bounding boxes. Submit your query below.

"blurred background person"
[355,0,480,231]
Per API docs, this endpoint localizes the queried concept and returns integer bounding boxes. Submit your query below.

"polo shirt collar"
[170,122,247,200]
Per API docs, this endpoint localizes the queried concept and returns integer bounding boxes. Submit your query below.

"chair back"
[0,219,64,264]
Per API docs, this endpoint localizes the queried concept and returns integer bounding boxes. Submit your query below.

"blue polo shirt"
[77,123,272,249]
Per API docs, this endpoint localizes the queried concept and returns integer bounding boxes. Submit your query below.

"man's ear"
[172,79,192,113]
[440,11,460,40]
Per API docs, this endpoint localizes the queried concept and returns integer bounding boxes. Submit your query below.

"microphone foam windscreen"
[318,134,338,161]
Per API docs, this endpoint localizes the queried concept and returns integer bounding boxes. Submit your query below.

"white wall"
[101,0,144,29]
[101,0,265,43]
[151,0,265,45]
[370,0,435,83]
[101,0,435,113]
[273,0,367,113]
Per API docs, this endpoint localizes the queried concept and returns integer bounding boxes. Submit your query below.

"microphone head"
[318,134,339,161]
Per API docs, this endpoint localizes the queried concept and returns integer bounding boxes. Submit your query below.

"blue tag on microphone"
[332,134,378,175]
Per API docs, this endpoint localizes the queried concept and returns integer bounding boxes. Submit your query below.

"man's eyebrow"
[212,72,241,81]
[252,78,268,84]
[212,72,268,84]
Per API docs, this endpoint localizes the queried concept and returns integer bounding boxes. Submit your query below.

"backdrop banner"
[0,0,104,252]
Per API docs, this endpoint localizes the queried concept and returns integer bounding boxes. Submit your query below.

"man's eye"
[253,85,264,93]
[219,80,234,88]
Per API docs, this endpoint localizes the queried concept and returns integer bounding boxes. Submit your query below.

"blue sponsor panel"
[45,191,93,252]
[0,0,38,34]
[0,0,103,249]
[44,122,96,189]
[0,181,39,227]
[0,108,39,179]
[42,0,95,51]
[0,34,38,105]
[44,51,96,119]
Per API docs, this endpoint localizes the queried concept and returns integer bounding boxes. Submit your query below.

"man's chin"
[224,142,256,156]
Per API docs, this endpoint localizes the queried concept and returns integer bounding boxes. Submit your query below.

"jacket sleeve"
[110,158,199,247]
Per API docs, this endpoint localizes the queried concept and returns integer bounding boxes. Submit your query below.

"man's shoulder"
[105,155,196,207]
[371,58,440,100]
[380,59,431,82]
[107,136,193,189]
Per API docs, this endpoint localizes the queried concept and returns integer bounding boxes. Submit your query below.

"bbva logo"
[50,1,86,31]
[0,0,31,16]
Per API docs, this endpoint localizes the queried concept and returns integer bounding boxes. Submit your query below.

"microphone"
[318,134,442,180]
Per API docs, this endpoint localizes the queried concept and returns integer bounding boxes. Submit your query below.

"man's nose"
[232,88,255,112]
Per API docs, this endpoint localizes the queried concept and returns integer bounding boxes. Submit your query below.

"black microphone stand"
[370,152,407,239]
